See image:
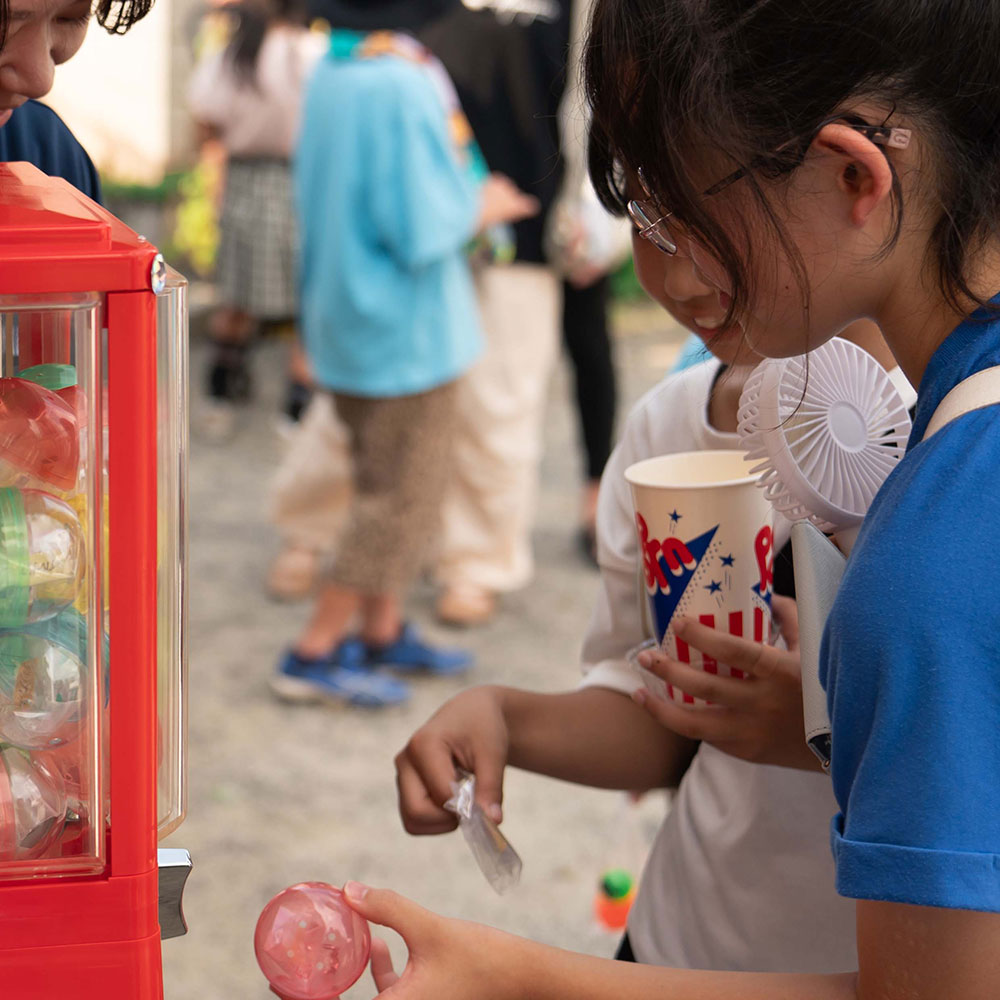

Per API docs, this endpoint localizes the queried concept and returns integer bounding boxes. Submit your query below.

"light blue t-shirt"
[295,52,483,397]
[822,302,1000,912]
[671,333,712,374]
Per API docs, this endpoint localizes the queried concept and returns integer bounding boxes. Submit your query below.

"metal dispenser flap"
[791,521,847,769]
[158,848,192,940]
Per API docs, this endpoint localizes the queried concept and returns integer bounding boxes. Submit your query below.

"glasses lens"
[649,229,678,255]
[627,200,677,255]
[627,199,657,230]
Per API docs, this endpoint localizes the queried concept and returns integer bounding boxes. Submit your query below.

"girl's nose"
[662,251,716,303]
[0,27,58,102]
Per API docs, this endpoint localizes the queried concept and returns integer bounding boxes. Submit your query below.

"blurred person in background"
[271,0,538,707]
[546,0,631,565]
[423,1,618,625]
[0,0,153,195]
[188,0,325,439]
[263,0,628,602]
[265,392,353,600]
[560,274,619,566]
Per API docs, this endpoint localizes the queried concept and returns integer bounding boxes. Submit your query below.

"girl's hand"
[345,882,524,1000]
[396,687,510,835]
[635,597,822,772]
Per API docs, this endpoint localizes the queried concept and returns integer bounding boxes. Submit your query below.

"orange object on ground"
[595,868,636,931]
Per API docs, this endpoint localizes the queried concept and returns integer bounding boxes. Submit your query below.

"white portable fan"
[737,337,913,766]
[737,337,912,553]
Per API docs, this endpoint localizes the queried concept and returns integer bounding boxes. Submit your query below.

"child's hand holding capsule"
[634,597,822,772]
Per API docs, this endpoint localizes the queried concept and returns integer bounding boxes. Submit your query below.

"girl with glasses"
[339,2,1000,998]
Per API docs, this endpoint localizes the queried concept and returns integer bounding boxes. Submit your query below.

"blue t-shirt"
[0,101,101,203]
[822,302,1000,912]
[671,333,713,374]
[295,54,482,398]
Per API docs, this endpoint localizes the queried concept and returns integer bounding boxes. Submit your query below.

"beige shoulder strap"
[923,365,1000,441]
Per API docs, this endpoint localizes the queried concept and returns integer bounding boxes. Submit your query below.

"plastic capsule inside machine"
[0,747,67,862]
[0,377,79,494]
[0,613,88,749]
[0,488,85,629]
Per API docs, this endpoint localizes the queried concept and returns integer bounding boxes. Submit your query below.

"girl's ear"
[811,123,895,227]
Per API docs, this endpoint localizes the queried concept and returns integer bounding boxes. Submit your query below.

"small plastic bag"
[444,770,522,895]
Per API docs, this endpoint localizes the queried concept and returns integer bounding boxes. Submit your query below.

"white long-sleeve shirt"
[579,359,860,973]
[188,27,326,159]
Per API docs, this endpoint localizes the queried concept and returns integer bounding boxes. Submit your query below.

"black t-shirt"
[0,101,102,203]
[421,1,571,264]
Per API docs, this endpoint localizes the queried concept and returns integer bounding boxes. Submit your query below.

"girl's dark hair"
[226,0,307,85]
[585,0,1000,320]
[1,0,155,49]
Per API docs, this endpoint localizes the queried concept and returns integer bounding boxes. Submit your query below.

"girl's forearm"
[499,685,698,791]
[516,940,857,1000]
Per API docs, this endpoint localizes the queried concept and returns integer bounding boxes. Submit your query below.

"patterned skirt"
[217,157,298,321]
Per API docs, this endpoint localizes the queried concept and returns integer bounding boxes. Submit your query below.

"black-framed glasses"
[627,115,912,256]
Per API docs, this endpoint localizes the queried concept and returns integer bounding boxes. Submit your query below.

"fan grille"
[738,338,911,531]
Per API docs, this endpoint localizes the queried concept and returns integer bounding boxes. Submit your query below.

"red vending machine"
[0,163,190,999]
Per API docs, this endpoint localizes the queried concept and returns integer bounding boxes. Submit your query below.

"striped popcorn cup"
[625,450,775,705]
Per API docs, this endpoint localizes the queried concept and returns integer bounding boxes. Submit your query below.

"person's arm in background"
[186,47,231,139]
[397,394,697,833]
[370,61,536,274]
[185,45,231,213]
[550,0,592,216]
[546,0,631,285]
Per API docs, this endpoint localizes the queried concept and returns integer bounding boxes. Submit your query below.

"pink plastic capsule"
[254,882,371,1000]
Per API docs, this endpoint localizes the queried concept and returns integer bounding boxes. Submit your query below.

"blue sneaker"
[271,639,411,708]
[368,623,473,676]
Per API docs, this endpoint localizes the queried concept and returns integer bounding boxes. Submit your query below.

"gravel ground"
[161,301,690,999]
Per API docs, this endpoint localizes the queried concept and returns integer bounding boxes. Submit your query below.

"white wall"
[47,2,180,184]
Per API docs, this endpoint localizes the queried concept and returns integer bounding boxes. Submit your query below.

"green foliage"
[102,173,185,205]
[171,164,220,278]
[609,257,644,302]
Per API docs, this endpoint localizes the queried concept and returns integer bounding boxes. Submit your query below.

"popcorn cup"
[624,450,775,705]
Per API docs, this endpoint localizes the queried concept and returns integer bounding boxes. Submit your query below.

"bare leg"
[288,338,314,387]
[211,305,255,345]
[361,593,402,647]
[294,583,361,659]
[206,307,256,407]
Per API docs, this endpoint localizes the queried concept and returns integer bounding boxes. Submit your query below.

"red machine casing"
[0,163,165,999]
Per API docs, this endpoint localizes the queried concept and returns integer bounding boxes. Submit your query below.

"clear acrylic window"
[0,293,106,879]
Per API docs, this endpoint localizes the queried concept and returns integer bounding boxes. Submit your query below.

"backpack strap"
[923,365,1000,441]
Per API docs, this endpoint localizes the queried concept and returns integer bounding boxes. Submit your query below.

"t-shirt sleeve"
[51,118,101,204]
[368,65,481,271]
[824,420,1000,912]
[187,51,234,127]
[75,144,102,205]
[0,103,101,204]
[578,404,656,696]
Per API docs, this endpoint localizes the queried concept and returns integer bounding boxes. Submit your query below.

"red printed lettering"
[755,525,774,596]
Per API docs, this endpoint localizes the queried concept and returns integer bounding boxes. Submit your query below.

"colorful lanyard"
[329,30,490,185]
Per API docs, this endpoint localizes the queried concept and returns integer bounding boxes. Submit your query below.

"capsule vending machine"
[0,163,190,999]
